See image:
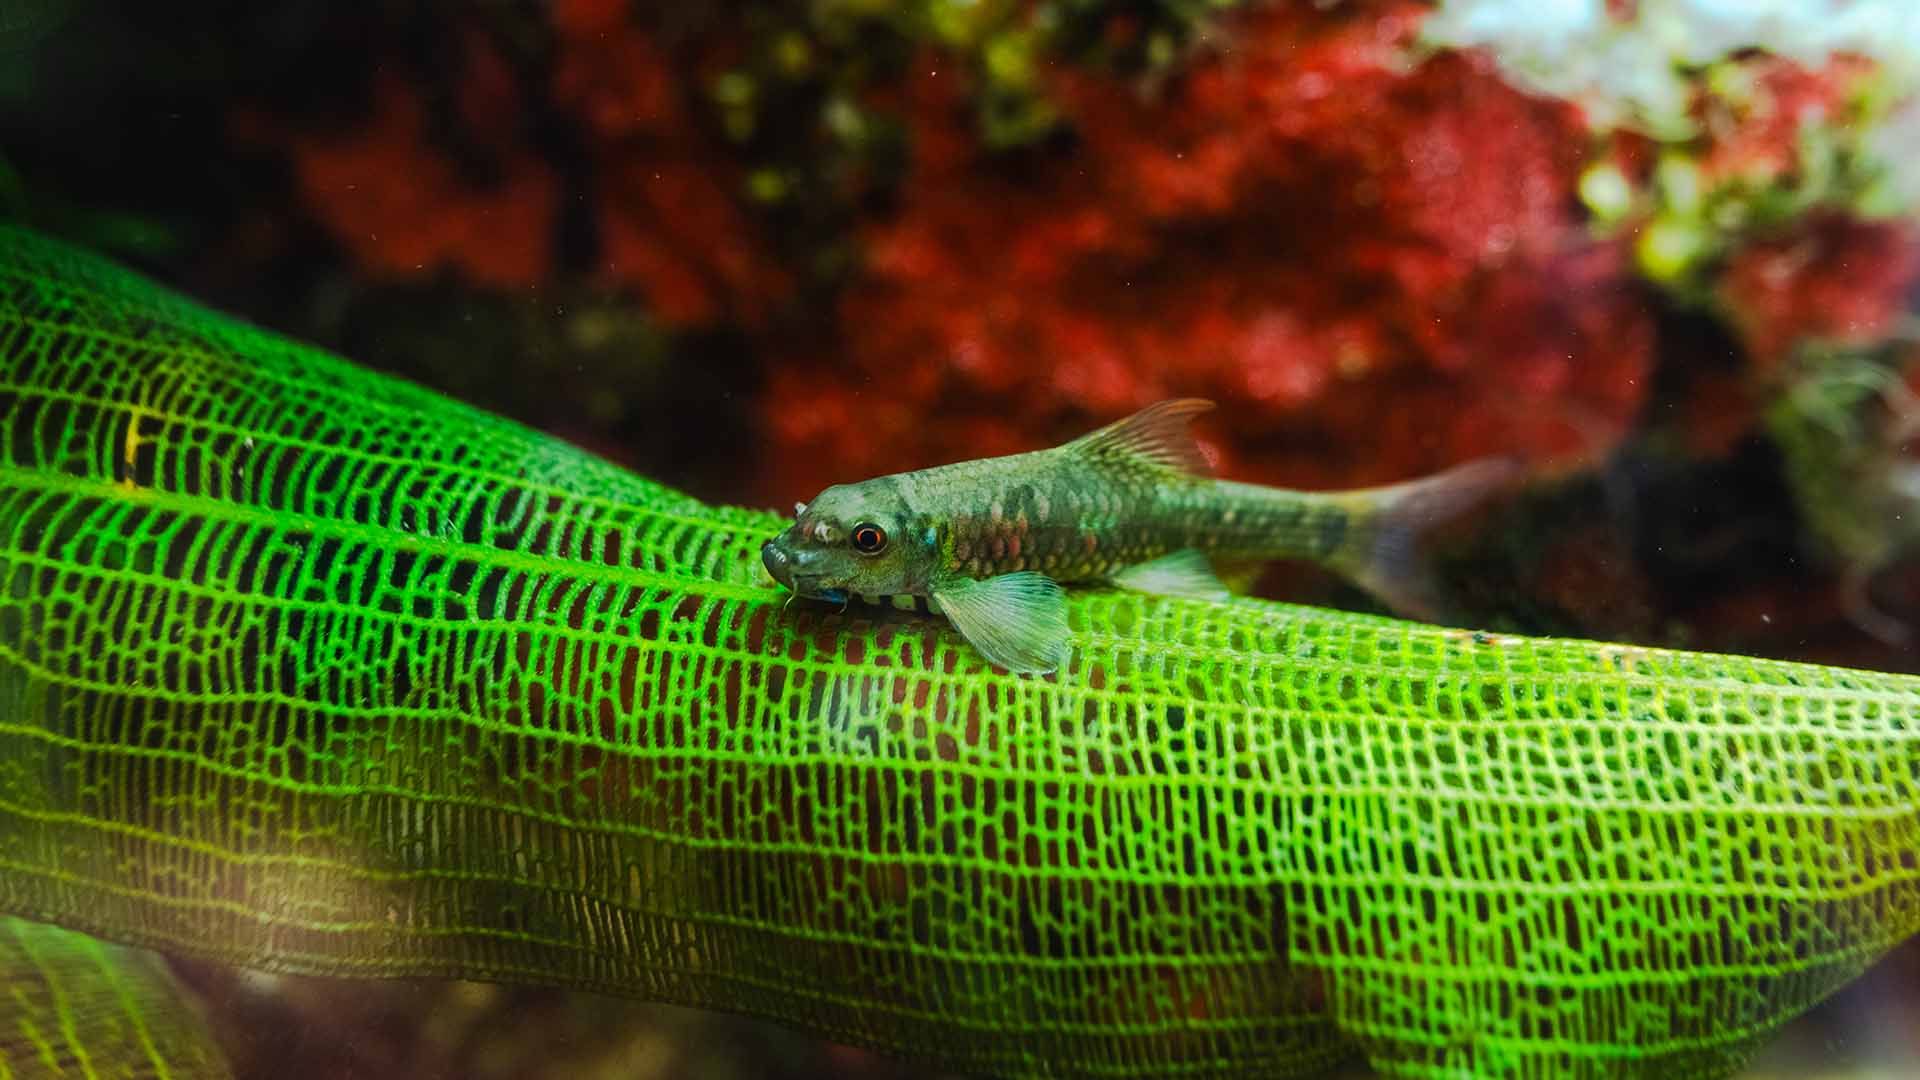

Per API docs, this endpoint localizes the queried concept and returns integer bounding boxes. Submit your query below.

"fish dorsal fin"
[931,571,1070,675]
[1062,398,1214,476]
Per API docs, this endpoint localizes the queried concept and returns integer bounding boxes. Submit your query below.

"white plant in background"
[1424,0,1920,138]
[1868,92,1920,210]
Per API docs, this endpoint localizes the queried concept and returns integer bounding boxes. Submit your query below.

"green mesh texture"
[2,224,1920,1079]
[0,916,230,1079]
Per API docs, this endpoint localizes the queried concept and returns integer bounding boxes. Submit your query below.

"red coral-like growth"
[1696,55,1872,193]
[276,4,787,324]
[551,2,790,324]
[287,35,557,289]
[761,3,1654,501]
[1720,211,1920,372]
[1687,55,1920,376]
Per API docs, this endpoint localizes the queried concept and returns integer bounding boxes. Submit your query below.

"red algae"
[549,7,790,324]
[763,4,1651,498]
[289,65,557,289]
[248,2,1920,641]
[1721,212,1920,371]
[275,4,788,324]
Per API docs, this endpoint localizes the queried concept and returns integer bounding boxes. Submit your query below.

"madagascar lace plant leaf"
[0,916,231,1078]
[2,223,1920,1078]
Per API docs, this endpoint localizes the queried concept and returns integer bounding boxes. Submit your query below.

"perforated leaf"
[1,224,1919,1078]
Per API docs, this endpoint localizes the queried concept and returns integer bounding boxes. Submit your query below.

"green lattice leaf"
[1,224,1919,1078]
[0,915,230,1078]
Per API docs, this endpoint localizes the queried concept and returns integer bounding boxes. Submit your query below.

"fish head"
[762,480,926,602]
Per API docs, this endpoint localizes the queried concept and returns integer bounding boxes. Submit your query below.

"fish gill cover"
[4,224,1920,1077]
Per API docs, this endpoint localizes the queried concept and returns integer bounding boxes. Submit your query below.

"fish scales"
[888,449,1354,583]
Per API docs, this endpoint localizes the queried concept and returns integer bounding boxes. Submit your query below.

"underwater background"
[4,0,1920,1076]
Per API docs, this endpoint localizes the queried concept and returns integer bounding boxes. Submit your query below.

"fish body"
[890,459,1354,584]
[762,400,1515,673]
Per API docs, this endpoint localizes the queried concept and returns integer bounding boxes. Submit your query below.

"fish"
[761,399,1519,674]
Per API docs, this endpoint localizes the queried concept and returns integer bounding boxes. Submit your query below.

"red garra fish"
[761,400,1518,674]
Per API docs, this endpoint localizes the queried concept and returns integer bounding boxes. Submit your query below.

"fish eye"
[850,522,887,555]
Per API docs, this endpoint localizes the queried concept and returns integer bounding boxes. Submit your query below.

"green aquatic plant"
[1765,338,1920,642]
[0,916,229,1077]
[2,224,1920,1077]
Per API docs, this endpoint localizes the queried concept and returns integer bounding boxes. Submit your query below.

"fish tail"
[1325,457,1525,622]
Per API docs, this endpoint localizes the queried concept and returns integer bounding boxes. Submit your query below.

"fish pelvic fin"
[932,572,1070,675]
[1328,457,1525,623]
[1112,548,1231,601]
[1062,398,1214,476]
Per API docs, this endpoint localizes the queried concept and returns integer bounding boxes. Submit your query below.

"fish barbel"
[762,399,1517,673]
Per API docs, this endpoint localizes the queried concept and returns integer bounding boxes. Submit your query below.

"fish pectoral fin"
[1061,398,1214,476]
[932,572,1070,675]
[1111,549,1231,601]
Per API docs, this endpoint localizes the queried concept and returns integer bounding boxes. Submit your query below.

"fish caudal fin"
[933,572,1071,674]
[1062,399,1215,476]
[1329,457,1525,623]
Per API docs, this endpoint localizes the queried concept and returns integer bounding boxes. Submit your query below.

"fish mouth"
[761,540,933,612]
[761,540,845,602]
[761,539,799,590]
